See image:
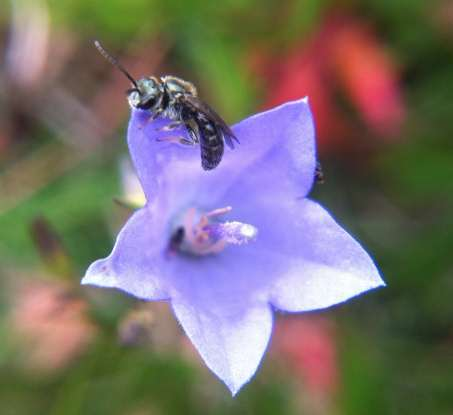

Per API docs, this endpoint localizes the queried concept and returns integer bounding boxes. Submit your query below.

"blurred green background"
[1,0,453,413]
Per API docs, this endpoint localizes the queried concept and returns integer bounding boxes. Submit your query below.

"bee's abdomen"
[200,139,223,170]
[197,118,224,170]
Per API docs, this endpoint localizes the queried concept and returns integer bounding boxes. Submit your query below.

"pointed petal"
[127,98,316,209]
[82,208,169,301]
[231,97,316,198]
[269,199,384,312]
[160,243,275,395]
[172,299,273,395]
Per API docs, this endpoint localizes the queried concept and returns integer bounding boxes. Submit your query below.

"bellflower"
[82,98,384,395]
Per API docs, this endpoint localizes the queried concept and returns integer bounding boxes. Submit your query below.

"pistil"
[168,206,257,256]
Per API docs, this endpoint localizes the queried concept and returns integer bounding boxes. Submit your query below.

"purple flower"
[82,98,384,395]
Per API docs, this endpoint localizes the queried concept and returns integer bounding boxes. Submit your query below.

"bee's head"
[93,41,163,111]
[127,77,163,110]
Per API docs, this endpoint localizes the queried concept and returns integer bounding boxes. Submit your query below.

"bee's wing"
[183,95,239,149]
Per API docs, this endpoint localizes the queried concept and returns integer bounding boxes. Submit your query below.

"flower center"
[167,206,257,256]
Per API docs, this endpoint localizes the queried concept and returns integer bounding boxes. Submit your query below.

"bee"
[315,161,325,184]
[94,41,238,170]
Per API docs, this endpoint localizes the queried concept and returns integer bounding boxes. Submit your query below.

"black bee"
[315,161,325,184]
[94,41,238,170]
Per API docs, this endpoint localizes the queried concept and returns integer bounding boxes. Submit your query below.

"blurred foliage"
[0,158,117,268]
[1,0,453,414]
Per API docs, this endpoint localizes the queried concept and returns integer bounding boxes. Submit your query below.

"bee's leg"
[155,121,184,132]
[186,124,200,145]
[149,108,164,121]
[156,136,195,146]
[138,109,164,130]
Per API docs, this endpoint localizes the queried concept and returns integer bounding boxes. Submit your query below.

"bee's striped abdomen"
[195,114,224,170]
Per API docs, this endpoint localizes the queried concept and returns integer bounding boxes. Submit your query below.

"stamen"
[205,206,232,218]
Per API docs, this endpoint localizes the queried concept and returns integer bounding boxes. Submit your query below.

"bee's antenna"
[93,40,138,89]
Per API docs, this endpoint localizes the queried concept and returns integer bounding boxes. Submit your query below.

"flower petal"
[269,199,384,312]
[82,208,169,301]
[127,97,316,209]
[153,240,276,394]
[172,299,273,395]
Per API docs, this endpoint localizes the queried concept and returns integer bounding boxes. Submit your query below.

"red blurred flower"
[272,316,338,397]
[251,14,405,154]
[10,280,95,371]
[329,18,405,137]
